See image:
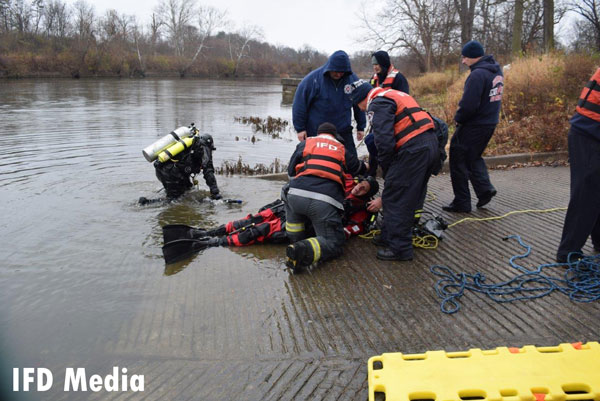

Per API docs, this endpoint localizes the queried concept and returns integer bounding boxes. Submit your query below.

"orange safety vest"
[295,135,346,187]
[576,68,600,122]
[367,87,435,151]
[371,66,400,88]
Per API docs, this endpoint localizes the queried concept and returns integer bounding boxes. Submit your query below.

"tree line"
[0,0,328,78]
[0,0,598,78]
[358,0,600,73]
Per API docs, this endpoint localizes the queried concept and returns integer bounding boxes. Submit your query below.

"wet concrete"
[6,165,600,400]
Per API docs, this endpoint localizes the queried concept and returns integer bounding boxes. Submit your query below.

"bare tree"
[522,0,544,49]
[455,0,478,43]
[10,0,33,33]
[130,16,145,75]
[359,0,459,72]
[43,0,69,39]
[0,0,12,33]
[228,23,263,75]
[30,0,43,34]
[512,0,524,53]
[148,12,162,55]
[183,5,226,73]
[543,0,554,50]
[569,0,600,50]
[71,0,95,77]
[98,9,118,42]
[72,0,93,39]
[155,0,196,56]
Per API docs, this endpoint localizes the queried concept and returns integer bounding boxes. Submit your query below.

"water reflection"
[164,256,199,276]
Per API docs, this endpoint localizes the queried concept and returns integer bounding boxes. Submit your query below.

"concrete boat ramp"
[22,166,600,400]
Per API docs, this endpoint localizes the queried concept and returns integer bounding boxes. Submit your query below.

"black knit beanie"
[317,122,337,136]
[461,40,484,58]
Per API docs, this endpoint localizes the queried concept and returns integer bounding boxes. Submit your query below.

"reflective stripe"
[308,237,321,263]
[288,188,344,210]
[286,221,305,233]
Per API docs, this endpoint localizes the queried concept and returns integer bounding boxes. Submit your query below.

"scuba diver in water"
[161,175,380,265]
[140,124,221,204]
[154,133,221,200]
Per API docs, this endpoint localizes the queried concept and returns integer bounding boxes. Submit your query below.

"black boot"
[476,189,497,208]
[286,239,316,273]
[376,248,413,261]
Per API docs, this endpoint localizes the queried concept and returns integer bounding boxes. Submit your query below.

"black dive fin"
[162,237,221,264]
[162,224,208,244]
[162,238,210,264]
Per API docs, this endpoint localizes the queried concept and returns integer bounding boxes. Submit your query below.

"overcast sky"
[68,0,368,55]
[65,0,580,55]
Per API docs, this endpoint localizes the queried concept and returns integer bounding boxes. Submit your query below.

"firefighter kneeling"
[284,122,367,272]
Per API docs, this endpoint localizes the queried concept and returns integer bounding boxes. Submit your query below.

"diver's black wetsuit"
[154,135,220,199]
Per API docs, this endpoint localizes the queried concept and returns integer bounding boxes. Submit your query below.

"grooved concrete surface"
[12,166,600,401]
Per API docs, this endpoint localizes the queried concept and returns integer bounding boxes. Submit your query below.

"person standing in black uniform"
[443,40,503,213]
[154,134,221,200]
[349,80,438,261]
[366,50,410,177]
[370,50,410,93]
[556,68,600,263]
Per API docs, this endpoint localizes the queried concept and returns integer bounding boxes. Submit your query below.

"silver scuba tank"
[142,126,193,162]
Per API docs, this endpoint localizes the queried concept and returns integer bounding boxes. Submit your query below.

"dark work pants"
[339,126,358,162]
[449,124,496,209]
[285,194,345,263]
[557,129,600,260]
[382,131,438,258]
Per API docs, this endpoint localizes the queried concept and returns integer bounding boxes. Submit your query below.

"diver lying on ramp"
[161,176,380,264]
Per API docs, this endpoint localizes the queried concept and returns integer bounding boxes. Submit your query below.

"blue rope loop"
[430,235,600,314]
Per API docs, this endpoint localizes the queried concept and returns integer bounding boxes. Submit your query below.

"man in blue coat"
[443,40,503,213]
[292,50,366,158]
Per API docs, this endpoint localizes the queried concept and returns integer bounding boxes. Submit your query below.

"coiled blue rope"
[430,235,600,314]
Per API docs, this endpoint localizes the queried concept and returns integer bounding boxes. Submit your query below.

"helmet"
[199,134,216,150]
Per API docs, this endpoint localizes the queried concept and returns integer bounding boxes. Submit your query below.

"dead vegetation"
[216,156,286,176]
[234,116,289,138]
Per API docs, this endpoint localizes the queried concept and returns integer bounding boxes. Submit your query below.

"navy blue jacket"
[287,134,366,205]
[570,112,600,142]
[292,51,366,137]
[454,55,503,126]
[368,97,400,175]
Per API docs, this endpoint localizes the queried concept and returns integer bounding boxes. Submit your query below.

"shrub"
[488,53,586,155]
[411,68,459,97]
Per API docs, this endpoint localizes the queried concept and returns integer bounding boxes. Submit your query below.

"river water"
[0,79,306,398]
